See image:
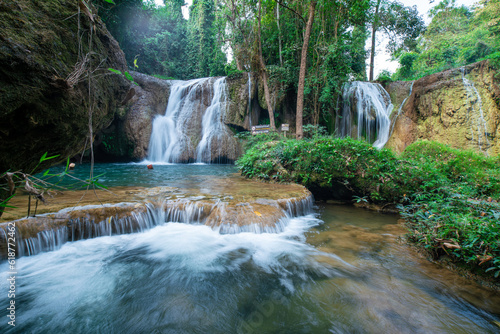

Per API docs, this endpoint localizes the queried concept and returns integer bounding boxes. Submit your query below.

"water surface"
[1,198,498,333]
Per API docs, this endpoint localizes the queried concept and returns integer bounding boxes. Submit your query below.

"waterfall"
[196,78,231,163]
[248,73,253,128]
[336,81,393,149]
[461,67,490,151]
[1,195,315,258]
[147,77,236,163]
[389,81,414,138]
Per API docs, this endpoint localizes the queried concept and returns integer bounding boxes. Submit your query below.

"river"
[1,164,499,333]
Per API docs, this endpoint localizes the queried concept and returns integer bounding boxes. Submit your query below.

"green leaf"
[103,0,115,4]
[40,153,60,162]
[64,158,70,172]
[124,71,134,82]
[108,68,122,75]
[43,169,51,176]
[0,194,15,207]
[92,181,108,189]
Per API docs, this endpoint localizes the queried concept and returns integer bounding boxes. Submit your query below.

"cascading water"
[461,67,490,151]
[196,78,233,163]
[2,202,499,333]
[336,81,393,149]
[248,72,253,128]
[389,81,414,138]
[147,77,236,163]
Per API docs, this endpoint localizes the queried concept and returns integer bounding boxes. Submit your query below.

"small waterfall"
[461,67,490,151]
[0,195,314,258]
[336,81,393,149]
[148,77,236,163]
[389,81,414,138]
[196,78,232,163]
[248,72,253,128]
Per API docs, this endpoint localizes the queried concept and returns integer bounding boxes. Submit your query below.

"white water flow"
[389,81,414,138]
[2,206,499,333]
[461,67,490,151]
[196,77,231,163]
[148,77,233,163]
[248,72,253,128]
[337,82,393,149]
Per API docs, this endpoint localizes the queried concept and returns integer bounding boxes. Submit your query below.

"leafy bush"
[376,70,393,83]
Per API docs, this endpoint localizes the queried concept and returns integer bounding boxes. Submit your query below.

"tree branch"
[274,0,306,24]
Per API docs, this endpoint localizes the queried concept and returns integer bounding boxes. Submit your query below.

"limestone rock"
[94,72,172,161]
[225,72,259,130]
[386,60,500,155]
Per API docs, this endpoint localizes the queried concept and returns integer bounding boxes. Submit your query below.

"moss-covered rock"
[386,60,500,155]
[0,0,130,174]
[225,72,259,130]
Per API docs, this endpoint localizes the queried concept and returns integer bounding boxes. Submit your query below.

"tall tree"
[257,0,276,130]
[368,0,424,81]
[295,0,316,139]
[369,0,381,81]
[186,0,226,78]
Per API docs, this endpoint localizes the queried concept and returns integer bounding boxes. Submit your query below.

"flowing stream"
[1,165,499,333]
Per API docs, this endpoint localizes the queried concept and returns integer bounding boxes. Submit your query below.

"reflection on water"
[1,195,499,333]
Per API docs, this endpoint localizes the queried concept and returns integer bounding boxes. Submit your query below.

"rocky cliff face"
[94,72,171,161]
[386,60,500,155]
[0,0,130,172]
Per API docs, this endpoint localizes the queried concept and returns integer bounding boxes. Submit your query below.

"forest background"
[93,0,500,132]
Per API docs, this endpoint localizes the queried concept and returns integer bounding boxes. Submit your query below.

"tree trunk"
[369,0,381,82]
[277,4,283,66]
[258,0,276,130]
[295,1,316,140]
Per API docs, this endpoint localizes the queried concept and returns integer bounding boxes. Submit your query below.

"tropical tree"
[394,0,499,80]
[368,0,424,81]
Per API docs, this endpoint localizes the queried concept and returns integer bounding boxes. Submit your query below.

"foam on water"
[0,215,348,333]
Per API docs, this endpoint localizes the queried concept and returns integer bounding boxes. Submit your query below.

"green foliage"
[376,70,393,83]
[302,124,328,139]
[108,68,138,85]
[185,0,226,78]
[94,0,227,79]
[224,63,244,79]
[237,138,500,278]
[394,0,500,80]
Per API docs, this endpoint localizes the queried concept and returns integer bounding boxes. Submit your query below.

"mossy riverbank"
[236,135,500,282]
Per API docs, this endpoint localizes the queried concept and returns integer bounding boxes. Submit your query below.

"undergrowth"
[236,137,500,279]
